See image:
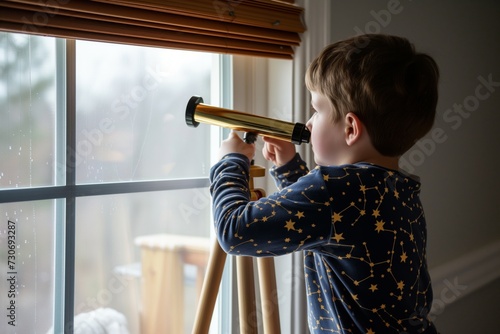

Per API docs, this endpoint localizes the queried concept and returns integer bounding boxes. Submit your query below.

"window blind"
[0,0,305,59]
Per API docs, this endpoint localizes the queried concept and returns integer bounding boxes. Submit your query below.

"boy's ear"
[344,112,363,146]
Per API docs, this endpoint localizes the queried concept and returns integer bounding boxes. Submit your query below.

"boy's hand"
[218,131,256,162]
[262,137,296,167]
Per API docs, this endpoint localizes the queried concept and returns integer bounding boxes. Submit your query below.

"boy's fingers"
[225,130,243,143]
[262,136,280,144]
[264,141,276,154]
[262,136,292,145]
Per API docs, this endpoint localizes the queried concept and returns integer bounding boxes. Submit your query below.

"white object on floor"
[47,308,130,334]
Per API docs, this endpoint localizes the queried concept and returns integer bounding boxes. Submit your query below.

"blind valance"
[0,0,305,59]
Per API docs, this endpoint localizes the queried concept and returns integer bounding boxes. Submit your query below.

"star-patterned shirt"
[210,153,437,334]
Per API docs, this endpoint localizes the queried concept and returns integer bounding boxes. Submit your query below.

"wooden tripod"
[192,164,281,334]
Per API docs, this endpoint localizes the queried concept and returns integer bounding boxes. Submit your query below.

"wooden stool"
[135,234,210,334]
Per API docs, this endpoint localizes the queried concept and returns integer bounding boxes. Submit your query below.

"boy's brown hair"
[305,34,439,157]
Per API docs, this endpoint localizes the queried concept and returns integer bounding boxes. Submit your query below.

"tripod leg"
[257,257,281,334]
[237,256,258,334]
[192,240,227,334]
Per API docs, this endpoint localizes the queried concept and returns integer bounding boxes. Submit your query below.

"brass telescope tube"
[185,96,310,145]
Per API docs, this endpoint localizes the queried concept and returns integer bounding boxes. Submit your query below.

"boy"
[210,34,439,333]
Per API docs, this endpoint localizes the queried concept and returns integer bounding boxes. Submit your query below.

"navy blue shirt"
[210,153,437,333]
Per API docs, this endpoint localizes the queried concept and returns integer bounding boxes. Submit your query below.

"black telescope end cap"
[291,123,311,145]
[185,96,204,127]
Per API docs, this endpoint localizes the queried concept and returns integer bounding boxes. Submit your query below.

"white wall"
[329,1,500,332]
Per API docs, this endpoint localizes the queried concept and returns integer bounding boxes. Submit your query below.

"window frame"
[0,36,230,333]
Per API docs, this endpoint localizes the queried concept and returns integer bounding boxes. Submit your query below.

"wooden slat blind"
[0,0,305,58]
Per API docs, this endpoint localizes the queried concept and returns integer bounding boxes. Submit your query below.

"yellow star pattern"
[374,220,385,233]
[211,156,435,333]
[400,252,408,263]
[332,212,343,223]
[284,219,296,231]
[332,233,345,243]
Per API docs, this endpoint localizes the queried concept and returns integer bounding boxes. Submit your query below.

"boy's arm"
[261,136,309,189]
[269,153,309,190]
[209,153,332,257]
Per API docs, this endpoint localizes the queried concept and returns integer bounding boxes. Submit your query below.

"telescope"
[185,96,310,145]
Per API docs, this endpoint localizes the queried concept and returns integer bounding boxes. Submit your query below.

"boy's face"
[306,91,347,166]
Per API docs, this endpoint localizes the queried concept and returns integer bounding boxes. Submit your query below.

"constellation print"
[210,154,436,333]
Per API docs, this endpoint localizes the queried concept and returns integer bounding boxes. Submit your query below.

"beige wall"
[329,1,500,332]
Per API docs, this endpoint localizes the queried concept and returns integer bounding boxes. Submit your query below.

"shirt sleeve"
[269,153,310,190]
[209,153,333,257]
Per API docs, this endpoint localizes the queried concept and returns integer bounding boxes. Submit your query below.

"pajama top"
[209,153,437,334]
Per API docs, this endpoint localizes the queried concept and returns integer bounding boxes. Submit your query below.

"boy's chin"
[314,155,341,167]
[313,156,328,166]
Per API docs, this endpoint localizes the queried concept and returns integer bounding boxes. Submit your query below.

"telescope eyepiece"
[291,123,311,145]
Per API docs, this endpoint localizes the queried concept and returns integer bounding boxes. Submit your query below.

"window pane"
[75,41,213,184]
[75,189,211,334]
[0,200,55,333]
[0,33,57,189]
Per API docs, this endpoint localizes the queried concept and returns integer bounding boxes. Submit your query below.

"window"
[0,31,228,333]
[1,32,58,334]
